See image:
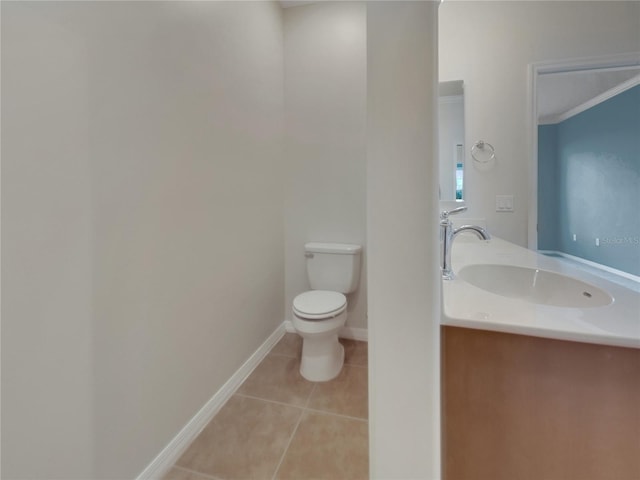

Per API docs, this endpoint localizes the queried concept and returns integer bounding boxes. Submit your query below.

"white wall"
[1,2,284,478]
[367,2,441,478]
[1,5,94,477]
[283,2,367,331]
[439,1,640,246]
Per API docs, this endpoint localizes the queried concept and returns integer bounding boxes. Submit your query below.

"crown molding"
[540,74,640,125]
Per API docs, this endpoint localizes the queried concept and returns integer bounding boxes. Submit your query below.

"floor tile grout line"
[302,406,369,423]
[304,380,318,408]
[270,383,317,480]
[168,336,368,480]
[269,412,303,480]
[300,363,368,422]
[234,392,311,410]
[235,390,369,423]
[171,464,225,480]
[234,355,369,419]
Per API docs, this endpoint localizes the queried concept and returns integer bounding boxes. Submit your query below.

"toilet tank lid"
[305,242,362,255]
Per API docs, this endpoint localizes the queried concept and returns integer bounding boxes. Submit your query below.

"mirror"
[532,56,640,275]
[439,80,465,201]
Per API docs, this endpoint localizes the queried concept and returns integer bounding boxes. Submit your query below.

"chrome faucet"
[440,206,490,280]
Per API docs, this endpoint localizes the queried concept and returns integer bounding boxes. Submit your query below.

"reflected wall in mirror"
[439,80,465,201]
[533,55,640,276]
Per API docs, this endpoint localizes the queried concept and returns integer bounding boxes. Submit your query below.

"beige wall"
[283,2,367,331]
[367,2,441,477]
[439,1,640,245]
[1,2,284,478]
[1,4,94,476]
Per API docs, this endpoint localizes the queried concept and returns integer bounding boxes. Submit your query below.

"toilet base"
[299,333,345,382]
[292,307,347,382]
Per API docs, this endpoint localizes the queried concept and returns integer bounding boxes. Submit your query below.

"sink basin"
[457,264,613,308]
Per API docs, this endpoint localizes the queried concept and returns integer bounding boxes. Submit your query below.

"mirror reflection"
[439,80,465,201]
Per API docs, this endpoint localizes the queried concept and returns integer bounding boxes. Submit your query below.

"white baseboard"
[136,323,287,480]
[283,320,368,342]
[340,326,368,341]
[137,319,368,479]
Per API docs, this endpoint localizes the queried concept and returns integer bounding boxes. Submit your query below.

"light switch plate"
[496,195,514,212]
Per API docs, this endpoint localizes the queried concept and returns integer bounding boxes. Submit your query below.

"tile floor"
[163,333,369,480]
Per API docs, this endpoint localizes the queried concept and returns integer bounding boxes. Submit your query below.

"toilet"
[292,242,362,382]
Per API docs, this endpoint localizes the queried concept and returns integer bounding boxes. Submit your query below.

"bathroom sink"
[457,264,613,308]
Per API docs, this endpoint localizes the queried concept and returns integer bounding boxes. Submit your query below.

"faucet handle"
[440,205,467,220]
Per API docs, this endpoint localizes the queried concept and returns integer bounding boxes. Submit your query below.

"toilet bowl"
[292,290,347,382]
[292,242,362,382]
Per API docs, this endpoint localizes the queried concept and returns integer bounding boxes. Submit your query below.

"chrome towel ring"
[471,140,495,163]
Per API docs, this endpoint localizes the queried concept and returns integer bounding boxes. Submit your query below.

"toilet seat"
[293,290,347,320]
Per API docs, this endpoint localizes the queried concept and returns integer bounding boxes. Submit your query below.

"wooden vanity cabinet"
[441,326,640,480]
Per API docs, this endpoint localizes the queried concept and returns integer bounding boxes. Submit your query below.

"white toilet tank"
[305,242,362,294]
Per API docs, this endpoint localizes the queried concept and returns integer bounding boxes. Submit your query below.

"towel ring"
[471,140,495,164]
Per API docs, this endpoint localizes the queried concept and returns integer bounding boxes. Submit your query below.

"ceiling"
[280,1,316,8]
[537,67,640,124]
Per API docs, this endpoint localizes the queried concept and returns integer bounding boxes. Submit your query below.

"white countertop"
[441,236,640,349]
